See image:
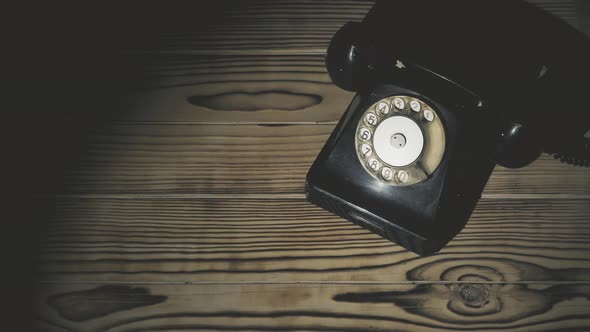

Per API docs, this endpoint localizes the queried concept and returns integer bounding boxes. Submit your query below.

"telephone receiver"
[306,0,589,256]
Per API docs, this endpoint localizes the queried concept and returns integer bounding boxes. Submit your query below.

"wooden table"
[33,1,590,331]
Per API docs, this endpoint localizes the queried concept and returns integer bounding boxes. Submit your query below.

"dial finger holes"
[359,127,372,141]
[395,170,409,184]
[368,158,381,171]
[360,144,373,158]
[381,167,393,180]
[364,113,378,126]
[393,97,405,110]
[423,109,435,122]
[355,95,446,186]
[376,102,390,115]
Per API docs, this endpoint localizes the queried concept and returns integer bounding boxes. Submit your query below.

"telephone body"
[306,0,590,255]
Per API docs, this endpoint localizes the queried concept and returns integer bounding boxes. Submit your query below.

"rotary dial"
[355,95,446,186]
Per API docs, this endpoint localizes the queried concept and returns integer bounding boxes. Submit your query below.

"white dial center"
[390,133,406,149]
[373,116,424,167]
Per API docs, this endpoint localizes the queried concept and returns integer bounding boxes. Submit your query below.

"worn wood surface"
[59,124,590,196]
[34,1,590,331]
[94,0,581,54]
[89,54,352,124]
[39,197,590,283]
[37,283,590,332]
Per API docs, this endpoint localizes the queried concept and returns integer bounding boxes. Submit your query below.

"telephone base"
[306,181,446,256]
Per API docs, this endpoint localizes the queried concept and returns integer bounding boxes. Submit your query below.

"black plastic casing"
[362,0,590,149]
[306,72,496,255]
[307,0,590,255]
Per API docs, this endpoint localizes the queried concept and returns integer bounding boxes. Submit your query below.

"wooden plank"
[108,0,373,54]
[91,0,579,54]
[37,282,590,331]
[91,54,352,124]
[59,124,590,195]
[90,49,590,126]
[30,3,589,332]
[38,197,590,283]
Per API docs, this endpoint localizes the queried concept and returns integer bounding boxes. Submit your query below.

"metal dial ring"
[354,95,446,186]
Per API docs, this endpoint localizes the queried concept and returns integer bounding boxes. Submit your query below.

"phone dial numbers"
[355,95,446,186]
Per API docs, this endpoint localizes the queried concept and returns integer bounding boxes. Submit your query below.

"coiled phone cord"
[548,137,590,167]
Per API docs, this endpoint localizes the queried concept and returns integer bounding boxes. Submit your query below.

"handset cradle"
[306,0,590,256]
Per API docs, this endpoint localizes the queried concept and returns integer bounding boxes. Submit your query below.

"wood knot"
[188,90,322,111]
[47,285,166,322]
[458,284,490,308]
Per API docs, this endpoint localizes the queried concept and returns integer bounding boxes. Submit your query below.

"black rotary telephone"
[306,0,590,256]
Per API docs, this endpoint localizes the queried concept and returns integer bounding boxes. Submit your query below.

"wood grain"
[32,1,590,330]
[90,54,352,124]
[97,0,580,54]
[45,285,167,322]
[37,282,590,332]
[59,124,590,196]
[38,197,590,283]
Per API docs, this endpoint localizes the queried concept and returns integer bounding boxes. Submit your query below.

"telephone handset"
[306,0,590,255]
